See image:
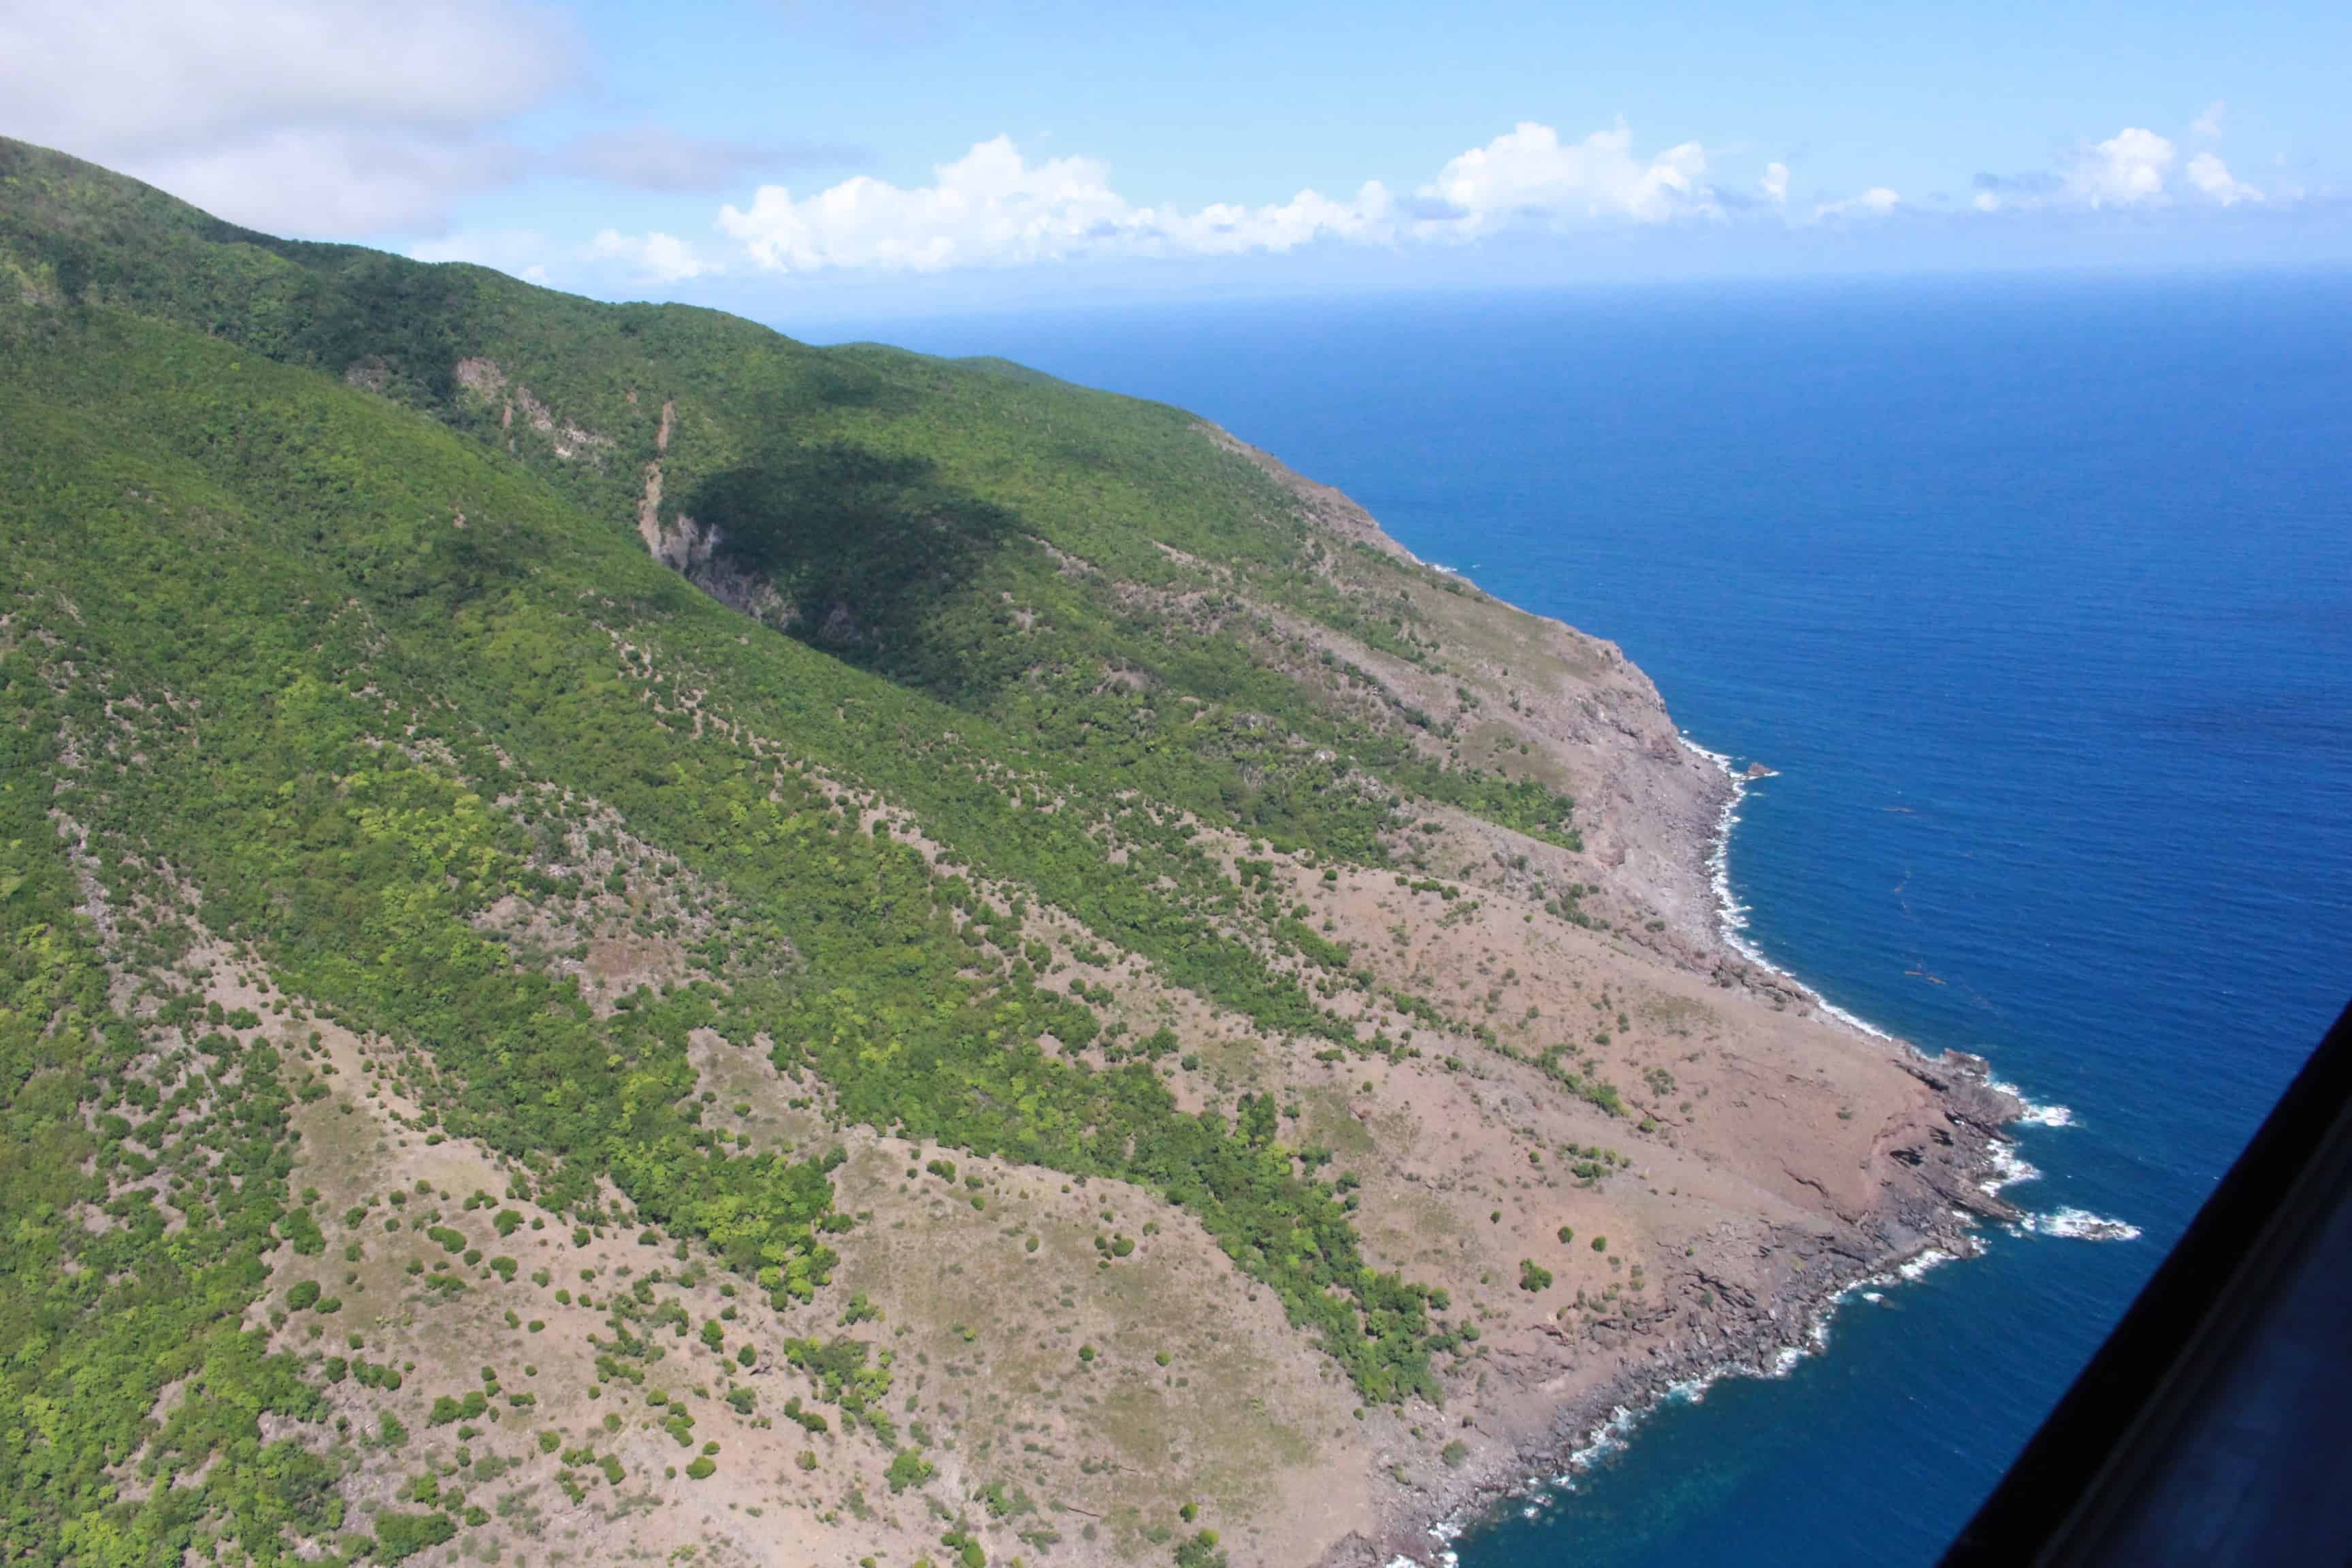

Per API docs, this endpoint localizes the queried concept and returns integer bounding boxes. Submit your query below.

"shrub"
[373,1512,456,1563]
[885,1448,936,1493]
[1175,1529,1228,1568]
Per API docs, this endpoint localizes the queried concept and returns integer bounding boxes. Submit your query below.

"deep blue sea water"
[816,274,2352,1565]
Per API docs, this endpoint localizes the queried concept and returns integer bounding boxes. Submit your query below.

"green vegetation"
[374,1511,458,1563]
[886,1448,937,1494]
[0,137,1611,1563]
[1175,1530,1229,1568]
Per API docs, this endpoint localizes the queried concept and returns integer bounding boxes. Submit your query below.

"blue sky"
[7,1,2349,323]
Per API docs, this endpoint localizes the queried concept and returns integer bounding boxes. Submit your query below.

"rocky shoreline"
[1332,1047,2025,1568]
[1335,986,2027,1568]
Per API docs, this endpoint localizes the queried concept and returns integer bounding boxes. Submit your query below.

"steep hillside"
[0,139,2016,1568]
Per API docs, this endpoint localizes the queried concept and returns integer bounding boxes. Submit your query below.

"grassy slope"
[0,142,1610,1564]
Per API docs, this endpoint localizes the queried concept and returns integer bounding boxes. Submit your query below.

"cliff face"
[0,135,2017,1568]
[1220,431,1736,949]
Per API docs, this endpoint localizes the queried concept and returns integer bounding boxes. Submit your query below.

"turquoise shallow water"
[821,273,2352,1563]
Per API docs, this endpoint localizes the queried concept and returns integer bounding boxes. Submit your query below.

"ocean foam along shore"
[1446,1241,1972,1555]
[1403,1226,1986,1568]
[1677,734,1899,1044]
[1676,736,2096,1130]
[1674,732,2136,1245]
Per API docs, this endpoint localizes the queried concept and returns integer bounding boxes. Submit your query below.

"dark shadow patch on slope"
[679,438,1034,706]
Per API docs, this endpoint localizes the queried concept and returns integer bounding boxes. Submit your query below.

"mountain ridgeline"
[0,137,2012,1568]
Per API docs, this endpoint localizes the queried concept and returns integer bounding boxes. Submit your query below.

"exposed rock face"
[638,497,791,626]
[454,355,610,461]
[630,391,811,627]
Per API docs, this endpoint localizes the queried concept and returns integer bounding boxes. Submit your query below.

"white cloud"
[2184,151,2262,206]
[719,135,1391,273]
[1970,114,2296,220]
[1416,120,1714,231]
[2069,127,2176,207]
[1976,112,2243,215]
[588,229,717,282]
[26,23,2281,283]
[1157,184,1396,255]
[0,0,568,235]
[715,120,1737,274]
[1813,186,1900,221]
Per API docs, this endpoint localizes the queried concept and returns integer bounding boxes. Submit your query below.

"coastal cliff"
[1186,439,2027,1567]
[0,134,2023,1568]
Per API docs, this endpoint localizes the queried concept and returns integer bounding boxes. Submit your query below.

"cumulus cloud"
[2183,151,2262,206]
[588,229,717,282]
[1970,119,2270,213]
[2191,100,2227,140]
[1813,186,1900,221]
[1759,162,1791,206]
[1416,120,1714,231]
[2069,127,2176,207]
[0,0,568,234]
[715,120,1742,274]
[719,135,1392,272]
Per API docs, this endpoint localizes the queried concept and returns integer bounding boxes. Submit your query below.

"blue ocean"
[819,273,2352,1565]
